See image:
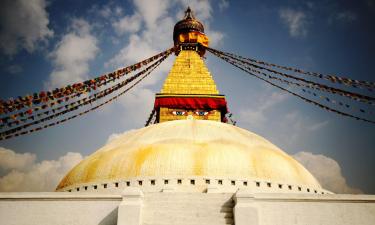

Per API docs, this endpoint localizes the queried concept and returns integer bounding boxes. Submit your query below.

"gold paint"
[133,146,157,176]
[161,50,219,95]
[178,31,209,47]
[157,50,224,122]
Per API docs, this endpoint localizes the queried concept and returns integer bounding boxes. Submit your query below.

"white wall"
[234,191,375,225]
[0,192,121,225]
[1,191,375,225]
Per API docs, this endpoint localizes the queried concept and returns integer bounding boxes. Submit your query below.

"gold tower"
[154,7,228,123]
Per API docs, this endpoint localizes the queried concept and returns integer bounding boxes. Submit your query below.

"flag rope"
[0,52,171,140]
[209,49,375,124]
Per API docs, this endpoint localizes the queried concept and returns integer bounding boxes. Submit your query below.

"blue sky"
[0,0,374,193]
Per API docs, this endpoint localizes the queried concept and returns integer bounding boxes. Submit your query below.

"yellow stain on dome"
[56,120,321,190]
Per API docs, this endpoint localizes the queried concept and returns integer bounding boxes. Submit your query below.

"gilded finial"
[184,6,195,19]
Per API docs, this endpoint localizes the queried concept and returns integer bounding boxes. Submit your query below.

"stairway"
[141,192,234,225]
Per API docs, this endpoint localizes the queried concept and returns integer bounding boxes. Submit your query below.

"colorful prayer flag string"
[0,53,171,140]
[0,47,175,115]
[208,48,375,104]
[0,58,166,129]
[208,47,375,90]
[210,50,375,124]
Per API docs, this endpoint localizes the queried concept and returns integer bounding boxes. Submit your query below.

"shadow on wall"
[99,207,118,225]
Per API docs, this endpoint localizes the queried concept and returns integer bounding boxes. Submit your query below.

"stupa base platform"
[1,189,374,225]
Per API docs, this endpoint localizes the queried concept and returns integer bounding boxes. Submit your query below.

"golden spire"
[161,50,219,95]
[153,7,228,123]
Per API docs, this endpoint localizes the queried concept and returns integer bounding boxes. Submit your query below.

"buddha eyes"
[195,111,208,116]
[171,110,209,116]
[172,111,186,116]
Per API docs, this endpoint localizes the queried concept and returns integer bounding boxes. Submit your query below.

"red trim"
[154,97,228,114]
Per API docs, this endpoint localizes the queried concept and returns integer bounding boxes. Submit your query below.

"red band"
[154,97,228,114]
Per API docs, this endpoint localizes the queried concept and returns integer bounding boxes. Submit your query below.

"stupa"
[1,7,374,225]
[56,7,326,196]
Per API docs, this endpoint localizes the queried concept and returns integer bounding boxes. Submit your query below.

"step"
[143,210,233,218]
[141,193,234,225]
[142,217,234,225]
[143,206,233,213]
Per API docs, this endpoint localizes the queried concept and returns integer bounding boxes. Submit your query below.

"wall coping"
[235,190,375,203]
[0,192,121,201]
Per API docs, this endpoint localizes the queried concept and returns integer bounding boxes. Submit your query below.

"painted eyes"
[172,111,186,116]
[195,111,208,116]
[171,110,209,116]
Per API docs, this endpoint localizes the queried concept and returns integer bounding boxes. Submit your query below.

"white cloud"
[106,133,122,144]
[207,29,225,47]
[118,86,156,125]
[0,147,36,172]
[331,11,357,23]
[113,13,142,35]
[276,110,329,147]
[219,0,229,11]
[307,120,329,131]
[46,19,99,89]
[293,151,363,194]
[7,64,23,74]
[239,91,288,127]
[0,149,83,192]
[99,5,112,18]
[0,0,53,56]
[279,8,308,38]
[237,86,331,149]
[114,6,123,16]
[133,0,170,28]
